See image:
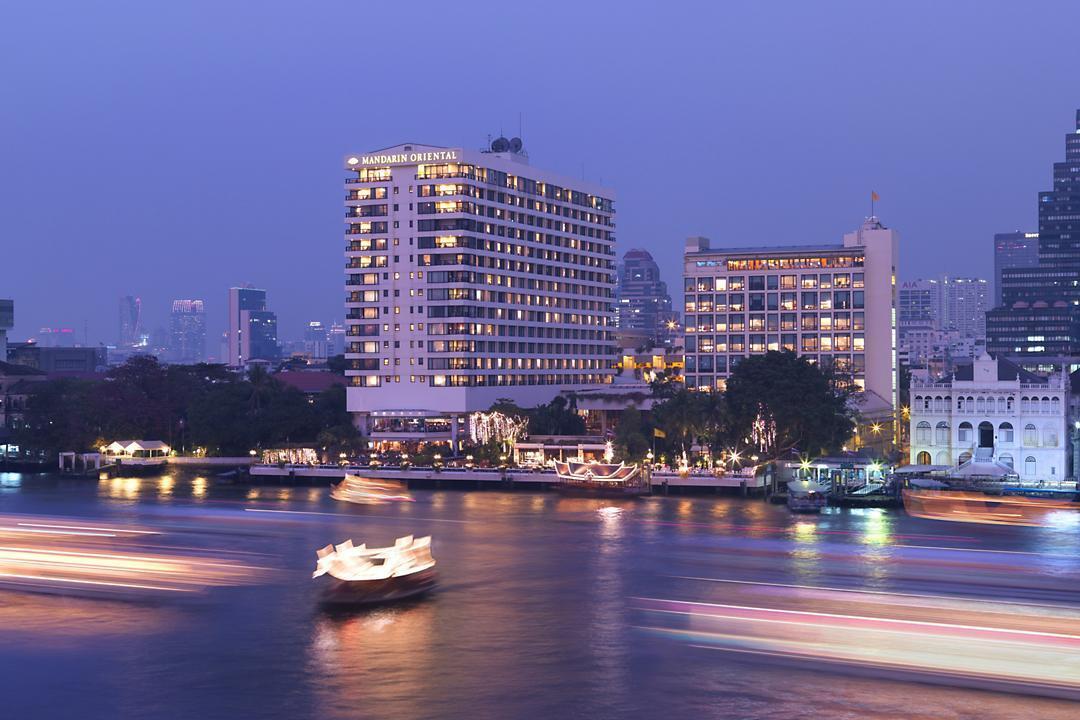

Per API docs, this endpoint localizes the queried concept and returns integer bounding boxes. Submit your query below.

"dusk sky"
[3,1,1078,353]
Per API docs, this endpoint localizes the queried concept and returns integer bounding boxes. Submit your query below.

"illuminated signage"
[347,149,461,167]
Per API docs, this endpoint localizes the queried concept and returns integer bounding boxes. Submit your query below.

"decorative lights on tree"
[468,411,529,452]
[751,403,777,454]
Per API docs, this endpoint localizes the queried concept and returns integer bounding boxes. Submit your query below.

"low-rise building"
[909,353,1068,480]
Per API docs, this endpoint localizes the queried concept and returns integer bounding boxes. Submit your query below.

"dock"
[248,464,768,495]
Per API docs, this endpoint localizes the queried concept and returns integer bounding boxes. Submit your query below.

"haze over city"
[4,0,1078,344]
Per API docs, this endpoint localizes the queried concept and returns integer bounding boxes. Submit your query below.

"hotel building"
[682,217,898,410]
[343,140,617,448]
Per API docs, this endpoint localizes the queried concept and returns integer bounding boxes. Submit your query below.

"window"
[915,422,932,444]
[1043,425,1058,447]
[935,422,949,445]
[998,422,1013,443]
[1024,456,1037,476]
[916,450,931,465]
[1024,424,1037,445]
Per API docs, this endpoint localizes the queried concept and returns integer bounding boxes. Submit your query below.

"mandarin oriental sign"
[348,149,461,167]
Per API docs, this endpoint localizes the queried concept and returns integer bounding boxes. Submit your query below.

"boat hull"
[318,566,437,606]
[555,482,649,498]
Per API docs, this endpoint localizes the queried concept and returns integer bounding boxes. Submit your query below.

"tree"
[613,407,650,461]
[527,395,585,435]
[724,351,852,461]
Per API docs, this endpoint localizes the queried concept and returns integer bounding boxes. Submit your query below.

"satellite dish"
[509,137,523,153]
[491,136,510,153]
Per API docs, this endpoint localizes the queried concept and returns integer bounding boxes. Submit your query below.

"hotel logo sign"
[347,149,461,167]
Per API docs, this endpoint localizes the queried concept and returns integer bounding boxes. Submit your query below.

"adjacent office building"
[682,216,898,409]
[993,231,1039,306]
[169,300,207,364]
[227,287,279,366]
[615,248,677,346]
[988,110,1080,357]
[343,138,617,447]
[941,277,990,340]
[327,321,346,358]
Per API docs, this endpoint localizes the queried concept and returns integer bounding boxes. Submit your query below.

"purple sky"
[3,1,1078,353]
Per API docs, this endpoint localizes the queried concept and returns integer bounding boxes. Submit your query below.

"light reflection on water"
[0,472,1076,719]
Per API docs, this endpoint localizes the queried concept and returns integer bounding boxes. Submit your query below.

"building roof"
[952,354,1045,384]
[687,243,847,257]
[276,371,344,394]
[0,361,46,377]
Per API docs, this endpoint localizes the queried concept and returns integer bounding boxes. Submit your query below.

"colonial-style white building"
[909,354,1069,480]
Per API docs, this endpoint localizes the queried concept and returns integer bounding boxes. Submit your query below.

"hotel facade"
[681,217,898,410]
[343,141,617,448]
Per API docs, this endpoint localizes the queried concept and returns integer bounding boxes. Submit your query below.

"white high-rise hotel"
[344,140,617,447]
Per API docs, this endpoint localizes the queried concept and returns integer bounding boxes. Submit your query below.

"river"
[0,471,1077,719]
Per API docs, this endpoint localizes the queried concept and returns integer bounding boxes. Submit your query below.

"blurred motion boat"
[313,535,436,605]
[786,480,827,512]
[552,461,648,497]
[902,488,1077,526]
[330,474,413,504]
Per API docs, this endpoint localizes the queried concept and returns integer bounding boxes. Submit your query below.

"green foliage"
[723,351,852,459]
[17,358,363,458]
[526,395,585,435]
[613,407,650,461]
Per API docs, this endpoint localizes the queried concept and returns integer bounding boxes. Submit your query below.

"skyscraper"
[304,321,329,361]
[615,248,677,345]
[227,287,279,366]
[169,300,206,364]
[993,231,1039,306]
[327,321,346,358]
[898,279,940,325]
[343,139,616,447]
[988,109,1080,357]
[940,277,989,341]
[118,295,142,349]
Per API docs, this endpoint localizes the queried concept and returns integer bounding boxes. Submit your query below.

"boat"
[330,474,413,504]
[552,460,649,497]
[313,535,436,605]
[786,479,828,512]
[902,488,1076,526]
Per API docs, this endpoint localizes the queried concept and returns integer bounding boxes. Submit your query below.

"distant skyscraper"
[118,295,142,348]
[0,299,12,361]
[898,279,940,325]
[616,249,677,345]
[327,321,346,357]
[169,300,206,364]
[227,287,279,365]
[993,231,1039,305]
[304,321,329,361]
[940,277,989,340]
[988,109,1080,356]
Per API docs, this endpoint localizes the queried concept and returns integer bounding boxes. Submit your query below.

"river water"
[0,471,1077,720]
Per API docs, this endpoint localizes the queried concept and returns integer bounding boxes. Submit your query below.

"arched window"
[935,451,950,465]
[958,422,973,443]
[997,397,1007,413]
[1042,397,1051,414]
[1021,396,1030,413]
[1007,396,1014,412]
[1024,424,1038,445]
[976,396,986,413]
[999,453,1014,469]
[916,451,931,465]
[1052,397,1061,415]
[956,396,963,411]
[1043,425,1058,447]
[916,421,932,444]
[935,421,949,444]
[923,396,930,411]
[999,422,1014,443]
[935,396,944,413]
[1025,456,1037,476]
[958,451,972,464]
